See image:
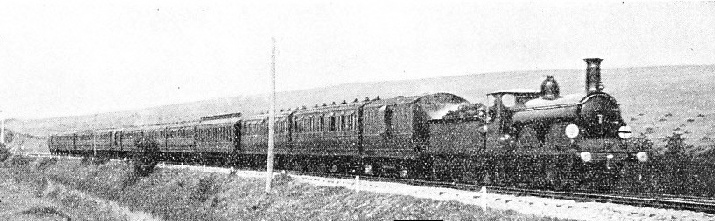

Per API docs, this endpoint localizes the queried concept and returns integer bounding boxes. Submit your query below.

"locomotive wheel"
[546,167,576,191]
[290,158,305,172]
[329,164,339,173]
[363,164,374,175]
[318,162,328,173]
[545,170,564,190]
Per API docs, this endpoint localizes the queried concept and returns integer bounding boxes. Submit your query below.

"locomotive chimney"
[584,58,603,94]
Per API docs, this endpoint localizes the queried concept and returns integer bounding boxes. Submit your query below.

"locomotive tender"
[48,58,648,189]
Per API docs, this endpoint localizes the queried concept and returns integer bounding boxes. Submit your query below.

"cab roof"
[487,89,540,96]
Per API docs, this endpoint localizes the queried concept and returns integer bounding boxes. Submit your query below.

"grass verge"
[7,157,568,221]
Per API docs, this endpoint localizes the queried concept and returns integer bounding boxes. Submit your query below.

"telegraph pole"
[1,110,5,145]
[265,37,277,193]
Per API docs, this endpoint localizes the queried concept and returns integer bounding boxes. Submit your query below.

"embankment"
[3,156,565,221]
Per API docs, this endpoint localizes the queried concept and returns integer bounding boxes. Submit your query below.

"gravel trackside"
[172,164,715,221]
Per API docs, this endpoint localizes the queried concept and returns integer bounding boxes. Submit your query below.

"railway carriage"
[237,111,292,167]
[360,93,469,176]
[73,131,95,156]
[49,133,75,155]
[289,100,367,172]
[119,129,143,154]
[136,124,169,160]
[92,130,114,156]
[292,102,364,156]
[195,113,241,164]
[163,122,197,161]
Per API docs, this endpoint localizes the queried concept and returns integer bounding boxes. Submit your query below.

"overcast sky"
[1,1,713,119]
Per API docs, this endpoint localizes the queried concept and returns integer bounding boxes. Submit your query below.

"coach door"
[233,121,241,152]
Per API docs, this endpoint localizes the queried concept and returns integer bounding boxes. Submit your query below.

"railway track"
[291,169,715,215]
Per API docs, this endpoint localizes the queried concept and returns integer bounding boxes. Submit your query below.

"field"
[6,64,715,153]
[0,155,567,221]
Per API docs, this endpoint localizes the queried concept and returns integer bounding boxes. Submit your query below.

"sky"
[1,1,714,119]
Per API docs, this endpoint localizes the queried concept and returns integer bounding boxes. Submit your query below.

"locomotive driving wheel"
[329,164,339,173]
[545,161,575,191]
[545,170,565,190]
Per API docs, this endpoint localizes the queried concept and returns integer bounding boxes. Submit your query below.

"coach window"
[329,115,336,131]
[384,106,393,136]
[322,116,327,131]
[312,117,316,131]
[225,126,230,140]
[345,115,351,131]
[222,127,226,139]
[315,116,319,131]
[312,116,316,131]
[311,117,316,131]
[298,118,302,132]
[317,116,323,131]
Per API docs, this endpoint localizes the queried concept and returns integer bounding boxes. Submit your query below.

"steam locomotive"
[48,58,649,190]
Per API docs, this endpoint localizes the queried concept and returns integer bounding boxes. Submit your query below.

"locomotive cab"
[485,90,541,136]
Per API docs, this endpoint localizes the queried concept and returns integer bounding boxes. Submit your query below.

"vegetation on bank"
[0,143,10,162]
[622,132,715,196]
[1,156,565,221]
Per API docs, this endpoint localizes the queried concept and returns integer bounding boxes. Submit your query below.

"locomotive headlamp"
[565,124,580,139]
[580,152,592,162]
[636,152,648,162]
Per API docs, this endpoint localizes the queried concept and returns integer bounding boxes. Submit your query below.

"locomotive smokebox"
[584,58,604,94]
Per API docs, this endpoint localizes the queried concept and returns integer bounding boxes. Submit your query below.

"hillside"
[6,65,715,149]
